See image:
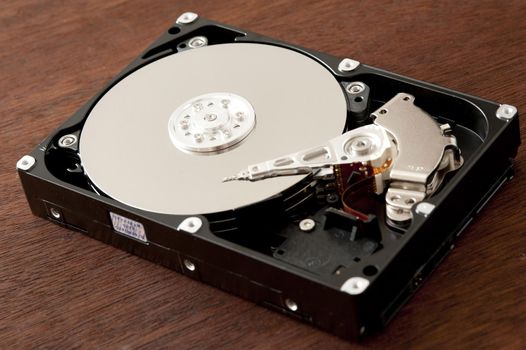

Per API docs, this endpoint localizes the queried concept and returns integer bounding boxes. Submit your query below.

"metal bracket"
[373,93,463,223]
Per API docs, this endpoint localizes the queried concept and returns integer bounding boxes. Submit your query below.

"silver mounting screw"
[415,202,435,217]
[338,58,360,72]
[234,111,245,122]
[179,119,189,130]
[496,104,517,121]
[204,113,217,122]
[58,134,77,148]
[176,12,198,25]
[183,259,196,271]
[177,217,203,233]
[234,112,245,122]
[350,136,373,156]
[299,218,316,232]
[194,133,203,143]
[340,277,370,295]
[16,155,36,171]
[284,298,298,312]
[346,82,365,94]
[50,207,61,219]
[188,36,208,49]
[223,129,232,138]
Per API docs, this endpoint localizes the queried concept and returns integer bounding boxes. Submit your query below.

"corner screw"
[338,58,360,72]
[177,217,203,233]
[496,104,517,121]
[16,155,36,171]
[176,12,199,25]
[340,277,370,295]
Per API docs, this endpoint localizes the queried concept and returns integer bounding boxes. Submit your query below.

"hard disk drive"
[17,13,521,340]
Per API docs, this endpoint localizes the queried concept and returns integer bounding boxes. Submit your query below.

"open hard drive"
[17,12,521,340]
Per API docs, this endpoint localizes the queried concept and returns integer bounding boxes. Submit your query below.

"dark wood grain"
[1,1,525,348]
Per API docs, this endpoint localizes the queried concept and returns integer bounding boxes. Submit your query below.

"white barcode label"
[109,212,147,243]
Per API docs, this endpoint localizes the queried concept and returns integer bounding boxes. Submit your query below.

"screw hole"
[354,96,364,103]
[276,249,285,255]
[405,198,416,205]
[341,155,348,161]
[379,109,387,115]
[168,27,181,35]
[363,265,378,276]
[66,163,80,173]
[403,96,410,101]
[353,257,361,262]
[326,193,339,204]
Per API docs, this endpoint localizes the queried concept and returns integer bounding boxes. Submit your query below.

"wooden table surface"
[2,1,525,348]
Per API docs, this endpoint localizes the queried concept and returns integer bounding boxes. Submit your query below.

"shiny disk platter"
[80,43,347,215]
